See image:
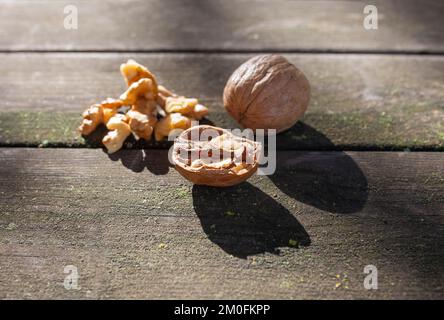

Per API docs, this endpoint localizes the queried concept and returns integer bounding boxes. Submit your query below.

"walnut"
[127,110,157,141]
[188,104,209,120]
[173,125,261,187]
[131,97,157,115]
[102,107,118,125]
[79,98,124,135]
[120,59,158,95]
[100,98,122,124]
[223,54,310,133]
[120,78,156,105]
[154,113,192,141]
[156,85,178,108]
[165,96,198,114]
[79,104,103,135]
[100,98,123,109]
[102,114,131,154]
[157,86,208,120]
[79,60,210,153]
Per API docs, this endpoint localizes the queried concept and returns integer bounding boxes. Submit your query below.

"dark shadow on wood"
[81,124,108,148]
[85,120,214,174]
[192,182,311,259]
[82,119,214,150]
[82,124,171,150]
[105,149,171,175]
[269,123,368,214]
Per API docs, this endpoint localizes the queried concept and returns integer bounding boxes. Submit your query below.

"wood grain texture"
[0,149,443,299]
[0,0,443,52]
[1,53,444,149]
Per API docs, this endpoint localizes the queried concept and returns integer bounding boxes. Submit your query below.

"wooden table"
[0,0,443,299]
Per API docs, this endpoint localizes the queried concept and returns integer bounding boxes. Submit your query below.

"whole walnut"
[223,54,310,133]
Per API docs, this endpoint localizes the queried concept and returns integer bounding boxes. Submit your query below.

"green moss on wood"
[1,110,444,150]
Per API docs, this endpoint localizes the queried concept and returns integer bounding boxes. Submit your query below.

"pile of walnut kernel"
[79,59,209,153]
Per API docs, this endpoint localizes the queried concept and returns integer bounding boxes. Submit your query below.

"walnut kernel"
[154,113,192,142]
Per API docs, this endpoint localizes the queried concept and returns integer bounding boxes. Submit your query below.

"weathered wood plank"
[1,53,444,149]
[0,149,443,299]
[1,0,443,52]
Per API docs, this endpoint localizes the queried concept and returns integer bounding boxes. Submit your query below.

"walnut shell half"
[172,125,261,187]
[223,54,310,133]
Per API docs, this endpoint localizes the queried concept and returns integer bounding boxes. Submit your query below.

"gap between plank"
[0,145,443,152]
[1,49,444,56]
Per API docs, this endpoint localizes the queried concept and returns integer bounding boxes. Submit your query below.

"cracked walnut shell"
[173,125,261,187]
[223,54,310,133]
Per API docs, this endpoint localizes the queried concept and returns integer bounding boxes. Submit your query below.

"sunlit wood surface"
[0,0,443,299]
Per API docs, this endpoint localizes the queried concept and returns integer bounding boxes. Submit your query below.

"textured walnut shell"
[172,125,261,187]
[223,54,310,133]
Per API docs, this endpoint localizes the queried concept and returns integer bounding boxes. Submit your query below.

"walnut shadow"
[269,123,368,214]
[105,149,171,175]
[82,118,215,149]
[82,124,172,151]
[83,119,215,174]
[192,182,311,259]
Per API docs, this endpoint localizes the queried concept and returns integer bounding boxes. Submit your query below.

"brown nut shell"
[172,125,261,187]
[223,54,310,133]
